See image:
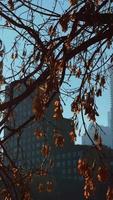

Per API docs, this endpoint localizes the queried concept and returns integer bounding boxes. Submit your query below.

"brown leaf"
[48,26,56,36]
[46,181,54,192]
[106,187,113,200]
[41,144,50,157]
[69,0,78,6]
[53,133,65,148]
[59,13,70,32]
[38,183,45,192]
[34,129,44,139]
[8,0,14,10]
[97,167,108,182]
[69,130,76,142]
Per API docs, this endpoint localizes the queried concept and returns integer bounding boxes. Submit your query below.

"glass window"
[110,161,113,166]
[73,174,76,179]
[62,153,65,158]
[36,143,40,147]
[62,161,65,166]
[77,151,82,157]
[67,160,71,166]
[78,176,83,181]
[73,160,76,166]
[73,152,75,156]
[56,154,60,159]
[57,162,60,167]
[67,152,71,158]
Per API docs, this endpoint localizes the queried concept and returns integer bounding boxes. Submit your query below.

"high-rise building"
[81,123,112,148]
[110,67,113,149]
[30,144,113,200]
[4,81,74,170]
[3,81,113,200]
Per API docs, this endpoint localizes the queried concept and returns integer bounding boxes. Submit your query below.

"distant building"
[108,111,111,130]
[110,67,113,148]
[82,123,112,148]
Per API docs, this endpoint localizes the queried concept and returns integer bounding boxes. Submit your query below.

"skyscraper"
[3,81,113,200]
[110,67,113,149]
[4,81,74,170]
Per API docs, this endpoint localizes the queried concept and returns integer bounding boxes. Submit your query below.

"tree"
[0,0,113,199]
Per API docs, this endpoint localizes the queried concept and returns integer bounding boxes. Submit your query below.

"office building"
[30,144,113,200]
[4,81,74,170]
[82,123,112,148]
[3,81,113,200]
[110,67,113,148]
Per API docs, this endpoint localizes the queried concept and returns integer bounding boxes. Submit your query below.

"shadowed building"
[30,144,113,200]
[3,81,113,200]
[3,81,74,170]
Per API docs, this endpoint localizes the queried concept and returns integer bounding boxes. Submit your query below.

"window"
[56,154,60,159]
[67,160,71,166]
[67,152,71,158]
[56,162,60,167]
[73,152,75,156]
[36,143,40,147]
[78,176,83,181]
[77,151,82,157]
[68,168,71,174]
[62,161,65,166]
[74,174,77,179]
[62,153,65,158]
[32,158,36,164]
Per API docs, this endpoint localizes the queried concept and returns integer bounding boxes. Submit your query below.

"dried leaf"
[59,13,70,32]
[8,0,14,10]
[106,187,113,200]
[53,100,63,119]
[97,167,108,182]
[69,130,76,142]
[53,133,65,148]
[34,129,44,139]
[46,181,53,192]
[41,144,50,157]
[69,0,78,6]
[0,61,3,74]
[48,26,56,36]
[38,183,45,192]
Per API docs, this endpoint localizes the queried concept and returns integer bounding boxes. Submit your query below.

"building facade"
[82,122,112,148]
[30,144,113,200]
[3,81,113,200]
[110,67,113,149]
[4,81,74,170]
